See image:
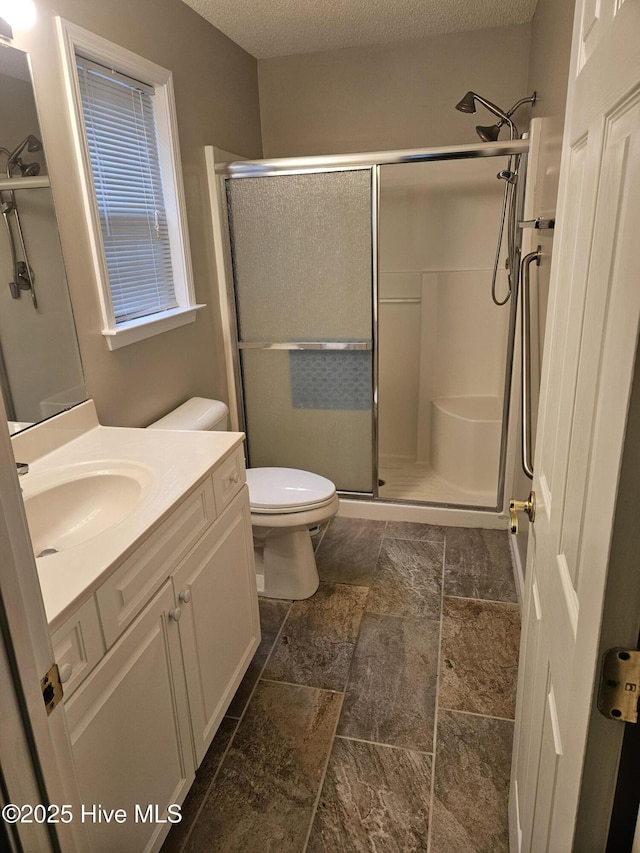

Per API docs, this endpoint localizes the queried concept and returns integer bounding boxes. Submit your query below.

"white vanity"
[12,401,260,853]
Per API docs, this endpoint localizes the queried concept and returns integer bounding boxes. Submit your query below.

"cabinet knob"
[59,663,74,683]
[230,472,240,484]
[168,607,182,622]
[178,588,192,604]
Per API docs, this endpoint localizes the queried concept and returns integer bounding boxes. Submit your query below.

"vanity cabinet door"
[173,485,260,766]
[64,581,194,853]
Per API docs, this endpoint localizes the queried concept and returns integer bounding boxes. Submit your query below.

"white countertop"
[13,403,244,631]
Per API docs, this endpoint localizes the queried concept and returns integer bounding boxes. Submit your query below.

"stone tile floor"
[161,518,520,853]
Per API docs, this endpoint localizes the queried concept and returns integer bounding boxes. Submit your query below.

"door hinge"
[41,663,63,716]
[597,648,640,723]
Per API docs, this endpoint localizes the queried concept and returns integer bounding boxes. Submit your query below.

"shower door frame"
[213,138,529,511]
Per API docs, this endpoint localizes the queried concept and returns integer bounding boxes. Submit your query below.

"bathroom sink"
[23,463,152,557]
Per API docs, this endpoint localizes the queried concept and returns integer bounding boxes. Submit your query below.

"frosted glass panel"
[241,350,373,493]
[227,170,372,342]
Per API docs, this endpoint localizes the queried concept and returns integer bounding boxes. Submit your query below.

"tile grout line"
[437,706,516,724]
[301,691,346,853]
[226,599,295,718]
[335,733,434,757]
[426,531,447,853]
[259,676,346,695]
[173,716,240,853]
[444,592,520,607]
[300,524,383,851]
[374,520,389,564]
[383,535,446,545]
[174,600,293,853]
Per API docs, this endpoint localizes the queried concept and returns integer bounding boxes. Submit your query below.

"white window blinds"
[76,56,178,323]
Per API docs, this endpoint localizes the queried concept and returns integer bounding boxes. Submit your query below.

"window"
[57,20,202,349]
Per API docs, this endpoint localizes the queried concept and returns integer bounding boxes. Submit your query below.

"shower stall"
[210,135,531,517]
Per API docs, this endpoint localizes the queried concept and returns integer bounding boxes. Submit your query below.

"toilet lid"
[246,467,336,512]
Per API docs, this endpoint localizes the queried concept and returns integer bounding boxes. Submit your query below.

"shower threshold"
[377,461,496,506]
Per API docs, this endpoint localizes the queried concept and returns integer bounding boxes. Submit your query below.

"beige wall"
[525,0,575,344]
[258,24,532,157]
[527,0,575,223]
[13,0,262,427]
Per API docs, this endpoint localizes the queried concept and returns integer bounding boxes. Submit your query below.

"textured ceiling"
[181,0,538,59]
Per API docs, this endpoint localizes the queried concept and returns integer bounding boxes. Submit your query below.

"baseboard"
[338,498,509,529]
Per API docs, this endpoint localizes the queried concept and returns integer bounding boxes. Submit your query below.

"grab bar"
[520,247,541,479]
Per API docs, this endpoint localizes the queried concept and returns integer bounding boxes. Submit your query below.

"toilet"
[148,398,338,599]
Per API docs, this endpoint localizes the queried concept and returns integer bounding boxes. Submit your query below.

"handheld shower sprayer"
[0,134,43,310]
[454,90,536,306]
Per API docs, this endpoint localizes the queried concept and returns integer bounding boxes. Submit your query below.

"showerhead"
[455,91,478,114]
[20,162,41,177]
[456,91,537,141]
[476,123,503,142]
[456,91,510,125]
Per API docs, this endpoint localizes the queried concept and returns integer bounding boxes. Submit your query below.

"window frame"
[56,18,203,350]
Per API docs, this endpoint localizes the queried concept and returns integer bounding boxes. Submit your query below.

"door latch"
[41,663,63,716]
[597,648,640,723]
[509,491,536,534]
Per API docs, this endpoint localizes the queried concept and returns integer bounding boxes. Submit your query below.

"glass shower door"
[225,169,375,493]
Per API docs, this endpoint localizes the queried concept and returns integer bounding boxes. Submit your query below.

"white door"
[510,0,640,850]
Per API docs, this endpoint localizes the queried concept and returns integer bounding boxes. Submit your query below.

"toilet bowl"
[147,398,338,599]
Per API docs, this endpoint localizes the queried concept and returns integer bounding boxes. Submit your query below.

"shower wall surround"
[378,158,510,504]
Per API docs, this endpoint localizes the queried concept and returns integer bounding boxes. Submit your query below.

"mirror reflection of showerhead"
[6,134,43,176]
[9,133,42,159]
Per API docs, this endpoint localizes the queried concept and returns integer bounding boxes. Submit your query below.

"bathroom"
[1,0,640,851]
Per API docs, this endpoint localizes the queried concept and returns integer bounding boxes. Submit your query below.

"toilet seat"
[147,398,340,600]
[246,467,336,514]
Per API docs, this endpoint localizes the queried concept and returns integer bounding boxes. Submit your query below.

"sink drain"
[37,548,58,558]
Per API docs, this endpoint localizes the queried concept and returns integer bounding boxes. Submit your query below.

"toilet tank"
[147,397,229,431]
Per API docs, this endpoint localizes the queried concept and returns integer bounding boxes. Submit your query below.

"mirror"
[0,42,86,435]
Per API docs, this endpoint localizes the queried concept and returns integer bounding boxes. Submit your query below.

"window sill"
[102,304,206,351]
